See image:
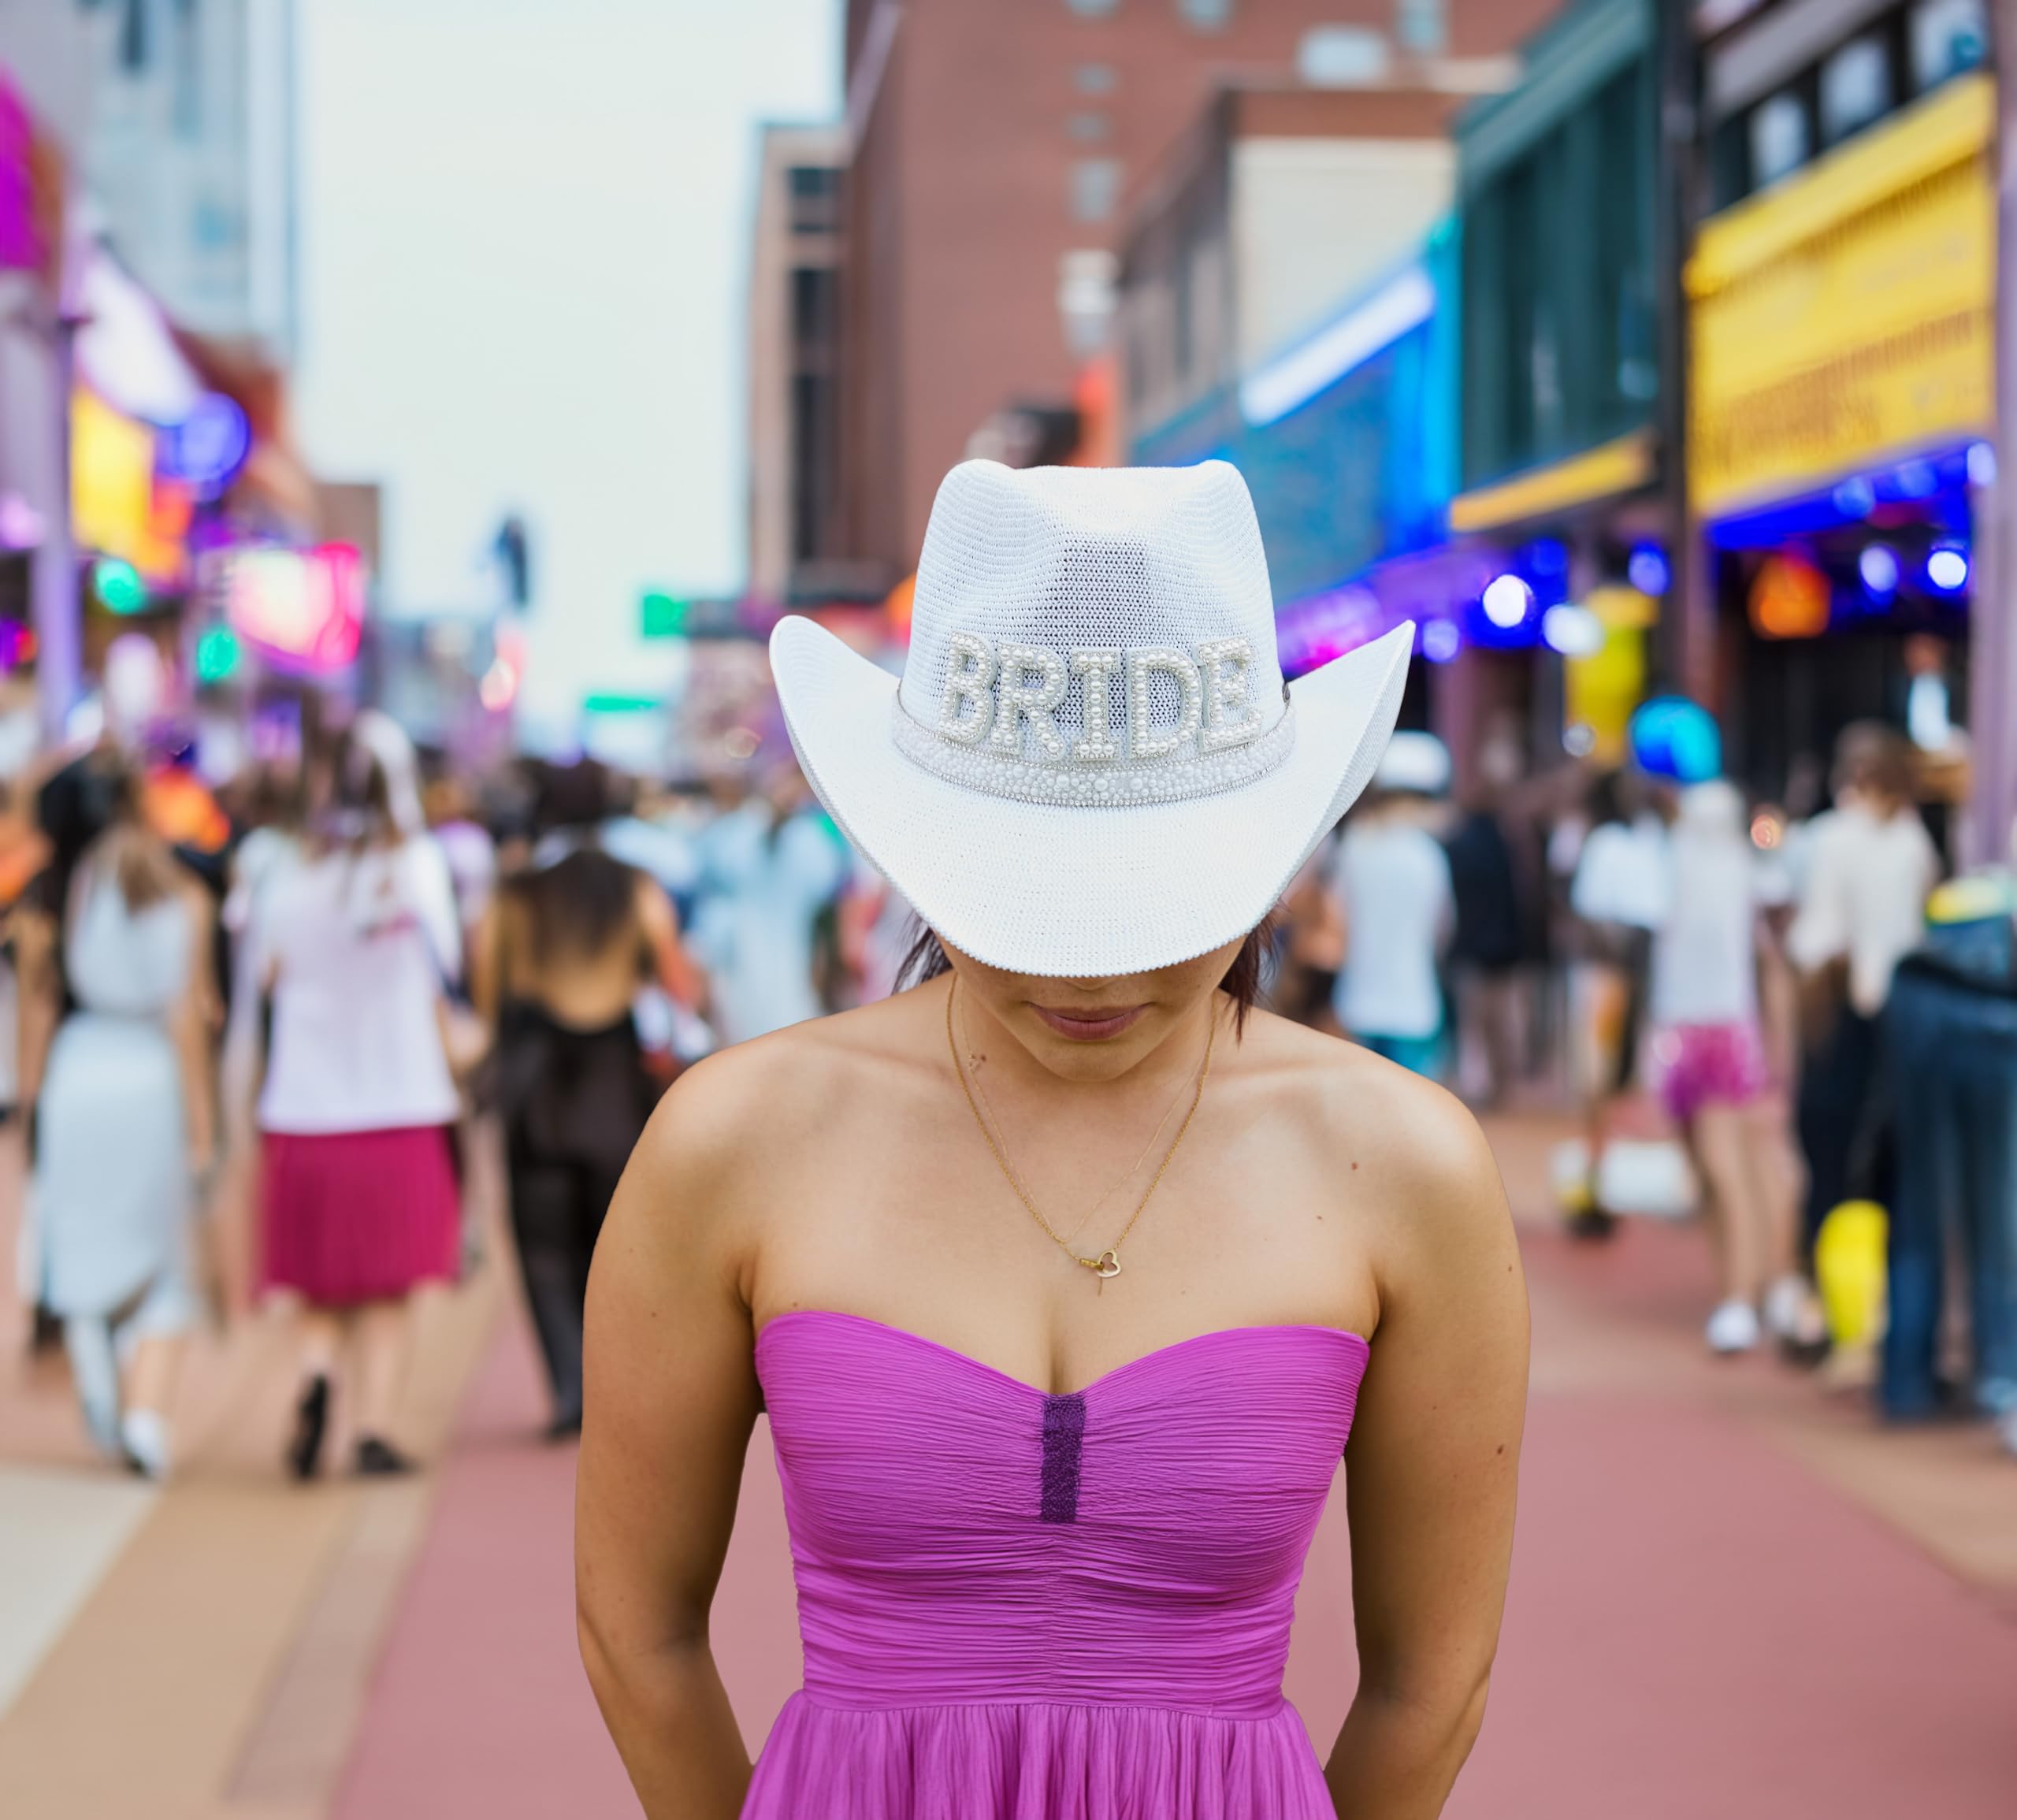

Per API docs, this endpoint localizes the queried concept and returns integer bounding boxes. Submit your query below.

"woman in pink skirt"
[257,713,463,1478]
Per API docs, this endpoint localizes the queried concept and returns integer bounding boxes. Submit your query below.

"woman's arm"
[173,886,219,1172]
[11,905,58,1115]
[635,872,704,1011]
[577,1057,762,1817]
[1325,1100,1528,1818]
[470,893,507,1033]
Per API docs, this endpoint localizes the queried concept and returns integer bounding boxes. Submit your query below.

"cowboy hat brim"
[770,615,1414,979]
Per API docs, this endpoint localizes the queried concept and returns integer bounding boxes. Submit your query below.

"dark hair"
[1587,767,1628,830]
[36,751,173,915]
[533,759,614,837]
[1833,720,1915,807]
[895,916,1275,1035]
[507,846,640,968]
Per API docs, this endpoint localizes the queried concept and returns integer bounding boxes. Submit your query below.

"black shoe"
[354,1435,416,1476]
[288,1375,330,1482]
[1565,1206,1620,1243]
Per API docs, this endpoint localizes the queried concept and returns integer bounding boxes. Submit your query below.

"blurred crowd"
[3,697,2008,1481]
[1279,713,2000,1432]
[0,719,875,1481]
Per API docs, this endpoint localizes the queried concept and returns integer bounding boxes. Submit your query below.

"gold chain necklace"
[945,979,1217,1281]
[956,991,1199,1252]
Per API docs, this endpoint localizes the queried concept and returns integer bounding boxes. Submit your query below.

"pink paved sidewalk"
[335,1300,2017,1817]
[331,1317,803,1818]
[1451,1395,2017,1819]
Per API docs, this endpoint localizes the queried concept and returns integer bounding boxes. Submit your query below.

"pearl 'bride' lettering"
[1127,648,1203,763]
[1069,649,1122,763]
[938,632,997,745]
[1196,637,1263,752]
[990,643,1069,760]
[936,632,1265,765]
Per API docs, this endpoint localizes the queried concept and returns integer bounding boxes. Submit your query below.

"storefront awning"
[1448,429,1656,535]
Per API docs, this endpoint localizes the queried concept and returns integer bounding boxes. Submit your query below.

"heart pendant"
[1086,1250,1121,1280]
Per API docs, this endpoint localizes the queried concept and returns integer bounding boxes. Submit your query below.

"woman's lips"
[1031,1003,1149,1042]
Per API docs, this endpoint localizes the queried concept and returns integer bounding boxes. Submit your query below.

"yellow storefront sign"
[70,387,187,582]
[1688,73,1994,519]
[70,386,156,563]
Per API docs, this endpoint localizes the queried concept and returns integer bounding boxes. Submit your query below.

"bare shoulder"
[1231,1008,1513,1283]
[630,864,674,919]
[618,988,942,1258]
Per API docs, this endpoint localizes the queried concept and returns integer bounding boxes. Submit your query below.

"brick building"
[837,0,1553,583]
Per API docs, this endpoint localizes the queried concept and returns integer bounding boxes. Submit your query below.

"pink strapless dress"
[744,1309,1369,1818]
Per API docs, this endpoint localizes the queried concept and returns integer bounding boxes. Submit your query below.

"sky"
[292,0,841,737]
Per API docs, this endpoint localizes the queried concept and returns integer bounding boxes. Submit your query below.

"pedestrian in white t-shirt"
[1328,734,1454,1078]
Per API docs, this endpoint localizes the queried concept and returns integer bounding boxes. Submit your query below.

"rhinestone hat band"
[890,629,1298,808]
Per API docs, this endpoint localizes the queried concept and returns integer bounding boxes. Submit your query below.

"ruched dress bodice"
[745,1309,1369,1818]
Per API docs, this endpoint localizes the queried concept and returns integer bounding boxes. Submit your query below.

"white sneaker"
[120,1410,170,1480]
[1706,1300,1761,1355]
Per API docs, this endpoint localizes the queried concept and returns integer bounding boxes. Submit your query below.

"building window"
[1748,90,1810,189]
[791,373,838,562]
[1071,158,1124,223]
[1068,112,1110,142]
[1818,34,1893,148]
[787,165,840,235]
[1176,0,1233,29]
[1298,26,1393,89]
[1911,0,1988,91]
[1075,63,1117,95]
[1064,0,1120,17]
[791,266,839,359]
[1396,0,1447,55]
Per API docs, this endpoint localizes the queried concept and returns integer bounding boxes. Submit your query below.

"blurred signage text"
[223,544,366,670]
[1688,74,1993,519]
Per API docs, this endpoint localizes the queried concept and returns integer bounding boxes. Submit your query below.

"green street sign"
[641,590,687,638]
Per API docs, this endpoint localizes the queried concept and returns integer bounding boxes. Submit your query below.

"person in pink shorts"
[1647,781,1806,1354]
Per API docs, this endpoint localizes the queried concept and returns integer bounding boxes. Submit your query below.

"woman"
[475,783,700,1437]
[1647,780,1807,1354]
[577,462,1527,1819]
[257,714,462,1479]
[22,754,215,1477]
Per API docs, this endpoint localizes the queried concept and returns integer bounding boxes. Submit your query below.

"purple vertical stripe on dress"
[1039,1392,1086,1523]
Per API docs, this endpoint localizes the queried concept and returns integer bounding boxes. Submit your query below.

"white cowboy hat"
[771,459,1413,978]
